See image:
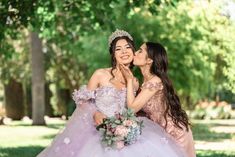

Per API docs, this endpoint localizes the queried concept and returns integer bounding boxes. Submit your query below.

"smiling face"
[114,39,134,66]
[133,43,152,66]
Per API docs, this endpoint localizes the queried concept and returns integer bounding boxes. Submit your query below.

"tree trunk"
[0,117,3,125]
[56,88,74,119]
[30,32,45,125]
[25,83,32,118]
[25,83,53,118]
[45,83,53,117]
[4,79,24,120]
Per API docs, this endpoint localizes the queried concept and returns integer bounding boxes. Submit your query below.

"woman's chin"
[120,61,132,65]
[133,61,139,66]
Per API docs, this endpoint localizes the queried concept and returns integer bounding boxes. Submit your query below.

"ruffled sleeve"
[72,85,96,106]
[141,81,164,92]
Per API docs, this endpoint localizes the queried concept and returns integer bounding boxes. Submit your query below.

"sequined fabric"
[141,81,196,157]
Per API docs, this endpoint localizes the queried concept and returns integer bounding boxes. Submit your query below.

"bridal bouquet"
[96,109,144,149]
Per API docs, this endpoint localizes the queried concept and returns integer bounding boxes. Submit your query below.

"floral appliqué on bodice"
[73,85,127,117]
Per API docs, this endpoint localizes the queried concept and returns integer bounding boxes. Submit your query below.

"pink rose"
[114,125,129,137]
[116,141,125,149]
[123,120,133,126]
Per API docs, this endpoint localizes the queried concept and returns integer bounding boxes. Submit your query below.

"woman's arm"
[126,79,135,107]
[127,81,158,112]
[87,69,107,125]
[87,69,102,90]
[120,64,160,113]
[126,78,139,108]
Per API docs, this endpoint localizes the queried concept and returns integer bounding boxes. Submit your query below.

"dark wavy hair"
[109,36,135,78]
[145,42,190,131]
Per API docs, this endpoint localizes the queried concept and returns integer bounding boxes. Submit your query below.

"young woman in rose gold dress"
[120,42,196,157]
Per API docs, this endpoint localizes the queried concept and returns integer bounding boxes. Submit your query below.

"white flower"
[131,122,138,128]
[63,137,71,144]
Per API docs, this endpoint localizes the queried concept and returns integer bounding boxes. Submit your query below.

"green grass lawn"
[192,119,235,157]
[0,119,65,157]
[0,118,235,157]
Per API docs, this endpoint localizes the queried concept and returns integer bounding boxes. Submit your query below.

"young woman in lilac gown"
[119,42,196,157]
[37,30,186,157]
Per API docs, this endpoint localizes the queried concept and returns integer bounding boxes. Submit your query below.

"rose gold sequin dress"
[141,81,196,157]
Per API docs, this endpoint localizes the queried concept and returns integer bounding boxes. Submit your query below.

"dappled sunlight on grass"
[192,123,233,142]
[192,119,235,156]
[0,118,66,157]
[0,119,65,149]
[196,150,235,157]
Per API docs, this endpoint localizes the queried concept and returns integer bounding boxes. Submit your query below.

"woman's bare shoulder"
[149,76,162,84]
[92,68,112,79]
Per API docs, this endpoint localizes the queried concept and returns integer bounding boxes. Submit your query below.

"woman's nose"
[122,48,127,54]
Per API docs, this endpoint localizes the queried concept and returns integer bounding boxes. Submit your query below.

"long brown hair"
[146,42,190,131]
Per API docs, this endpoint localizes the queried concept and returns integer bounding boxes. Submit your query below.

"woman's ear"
[147,58,153,65]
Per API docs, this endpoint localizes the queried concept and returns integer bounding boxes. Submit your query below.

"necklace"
[144,74,154,83]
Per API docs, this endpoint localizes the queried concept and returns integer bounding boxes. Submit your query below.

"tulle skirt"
[37,103,186,157]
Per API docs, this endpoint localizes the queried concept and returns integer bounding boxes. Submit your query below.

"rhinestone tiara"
[108,29,133,47]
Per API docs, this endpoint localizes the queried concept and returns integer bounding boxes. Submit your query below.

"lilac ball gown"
[37,85,186,157]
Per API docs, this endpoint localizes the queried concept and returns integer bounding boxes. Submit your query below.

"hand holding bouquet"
[96,109,144,149]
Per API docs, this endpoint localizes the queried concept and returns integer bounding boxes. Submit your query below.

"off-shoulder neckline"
[141,81,162,86]
[96,84,127,92]
[81,84,126,92]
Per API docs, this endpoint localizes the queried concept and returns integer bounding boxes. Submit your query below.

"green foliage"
[0,0,170,86]
[0,31,30,84]
[0,0,234,116]
[115,0,235,107]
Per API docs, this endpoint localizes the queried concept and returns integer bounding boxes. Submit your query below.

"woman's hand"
[119,64,134,82]
[93,111,107,125]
